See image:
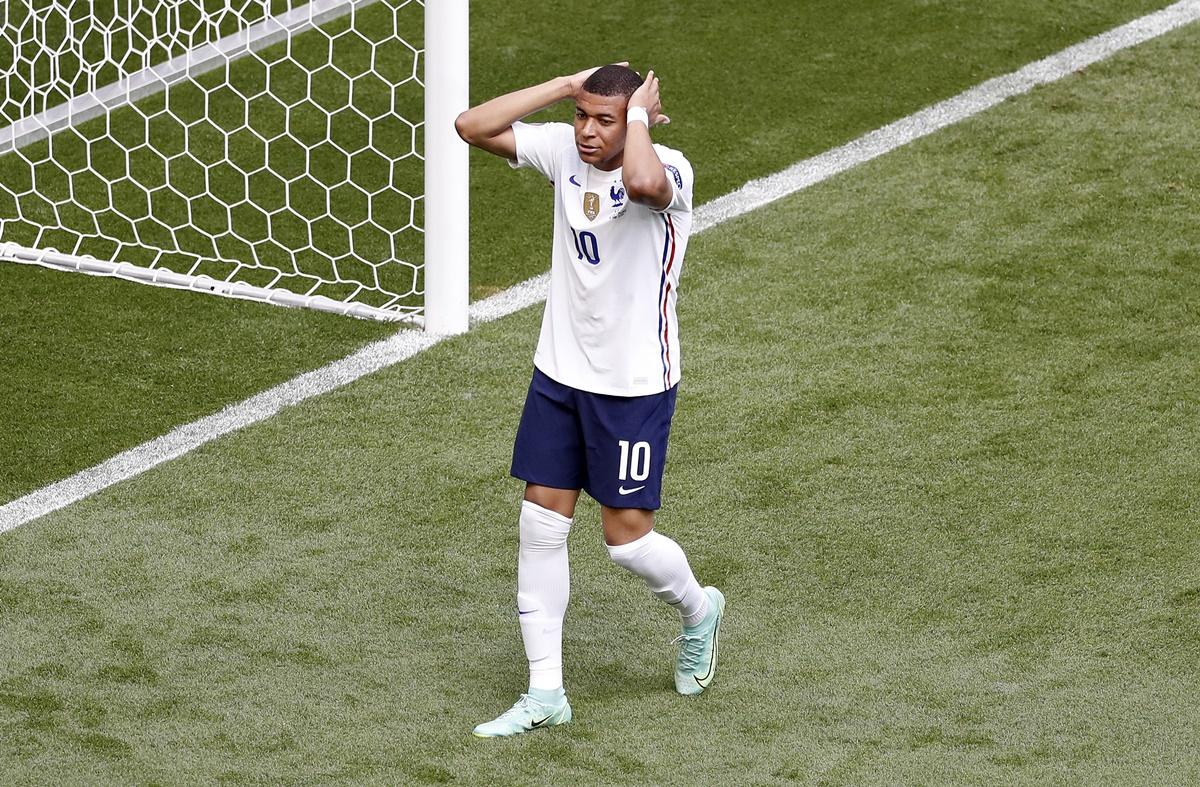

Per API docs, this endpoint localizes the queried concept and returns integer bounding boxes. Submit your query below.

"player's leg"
[601,504,723,694]
[524,483,578,519]
[601,505,708,622]
[475,370,583,737]
[580,386,726,695]
[518,484,577,697]
[473,487,576,738]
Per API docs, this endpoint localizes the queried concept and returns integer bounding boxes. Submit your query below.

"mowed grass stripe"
[4,1,1197,534]
[1,23,1197,782]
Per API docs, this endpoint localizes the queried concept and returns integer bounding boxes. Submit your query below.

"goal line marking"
[3,0,1198,535]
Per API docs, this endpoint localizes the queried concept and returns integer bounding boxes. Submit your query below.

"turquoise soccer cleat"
[472,693,572,738]
[673,586,726,696]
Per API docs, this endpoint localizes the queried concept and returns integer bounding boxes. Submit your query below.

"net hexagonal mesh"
[0,0,425,321]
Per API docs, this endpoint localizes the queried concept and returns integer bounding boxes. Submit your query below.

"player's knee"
[606,527,661,571]
[519,499,572,551]
[601,506,655,548]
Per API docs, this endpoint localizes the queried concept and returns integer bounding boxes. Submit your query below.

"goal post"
[0,0,469,332]
[422,0,468,335]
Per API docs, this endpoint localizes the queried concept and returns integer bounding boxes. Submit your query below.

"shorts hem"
[510,468,584,493]
[586,486,662,511]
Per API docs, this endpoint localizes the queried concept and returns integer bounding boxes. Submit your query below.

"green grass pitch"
[3,1,1200,783]
[0,0,1174,502]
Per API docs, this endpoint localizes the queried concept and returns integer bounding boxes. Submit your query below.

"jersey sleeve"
[508,121,576,182]
[652,146,694,215]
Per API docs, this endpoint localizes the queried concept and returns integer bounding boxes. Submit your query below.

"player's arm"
[455,65,619,161]
[621,70,673,210]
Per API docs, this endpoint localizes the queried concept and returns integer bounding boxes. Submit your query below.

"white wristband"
[626,106,650,128]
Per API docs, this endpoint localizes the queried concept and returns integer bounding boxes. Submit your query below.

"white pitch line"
[3,0,1198,535]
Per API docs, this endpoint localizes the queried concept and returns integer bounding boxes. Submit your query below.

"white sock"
[517,500,572,691]
[607,530,709,627]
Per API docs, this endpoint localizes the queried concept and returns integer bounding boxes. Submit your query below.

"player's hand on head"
[566,61,629,98]
[629,70,670,127]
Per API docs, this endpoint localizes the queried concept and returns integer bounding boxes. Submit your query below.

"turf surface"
[0,266,391,502]
[1,15,1198,783]
[0,0,1175,502]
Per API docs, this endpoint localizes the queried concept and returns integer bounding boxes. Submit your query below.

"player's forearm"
[622,123,672,209]
[455,77,572,146]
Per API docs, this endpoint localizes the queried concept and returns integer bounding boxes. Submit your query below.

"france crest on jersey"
[509,121,694,397]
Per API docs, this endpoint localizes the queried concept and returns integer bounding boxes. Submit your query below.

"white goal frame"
[422,0,468,334]
[0,0,469,333]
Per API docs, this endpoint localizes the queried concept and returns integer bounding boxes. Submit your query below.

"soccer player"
[455,64,724,738]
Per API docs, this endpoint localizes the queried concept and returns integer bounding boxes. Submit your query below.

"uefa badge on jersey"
[583,191,600,220]
[664,164,683,190]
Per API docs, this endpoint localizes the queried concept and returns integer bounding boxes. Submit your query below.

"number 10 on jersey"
[618,440,651,482]
[571,228,601,265]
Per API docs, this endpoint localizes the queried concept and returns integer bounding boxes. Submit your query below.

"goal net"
[0,0,467,328]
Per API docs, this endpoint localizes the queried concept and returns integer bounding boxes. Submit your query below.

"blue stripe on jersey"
[657,214,676,388]
[662,214,672,386]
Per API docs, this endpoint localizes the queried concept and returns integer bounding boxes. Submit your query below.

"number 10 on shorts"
[617,440,651,481]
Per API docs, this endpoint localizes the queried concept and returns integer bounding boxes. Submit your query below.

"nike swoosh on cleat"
[695,612,722,685]
[618,485,646,495]
[530,716,552,728]
[518,609,535,615]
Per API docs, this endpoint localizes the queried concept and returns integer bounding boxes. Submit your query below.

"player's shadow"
[579,659,671,697]
[568,543,681,698]
[565,620,678,699]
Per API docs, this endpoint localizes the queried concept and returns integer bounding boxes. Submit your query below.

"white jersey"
[510,121,693,397]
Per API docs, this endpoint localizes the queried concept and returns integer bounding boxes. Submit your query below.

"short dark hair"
[581,65,643,100]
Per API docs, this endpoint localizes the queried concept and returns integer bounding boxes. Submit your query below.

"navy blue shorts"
[511,368,678,510]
